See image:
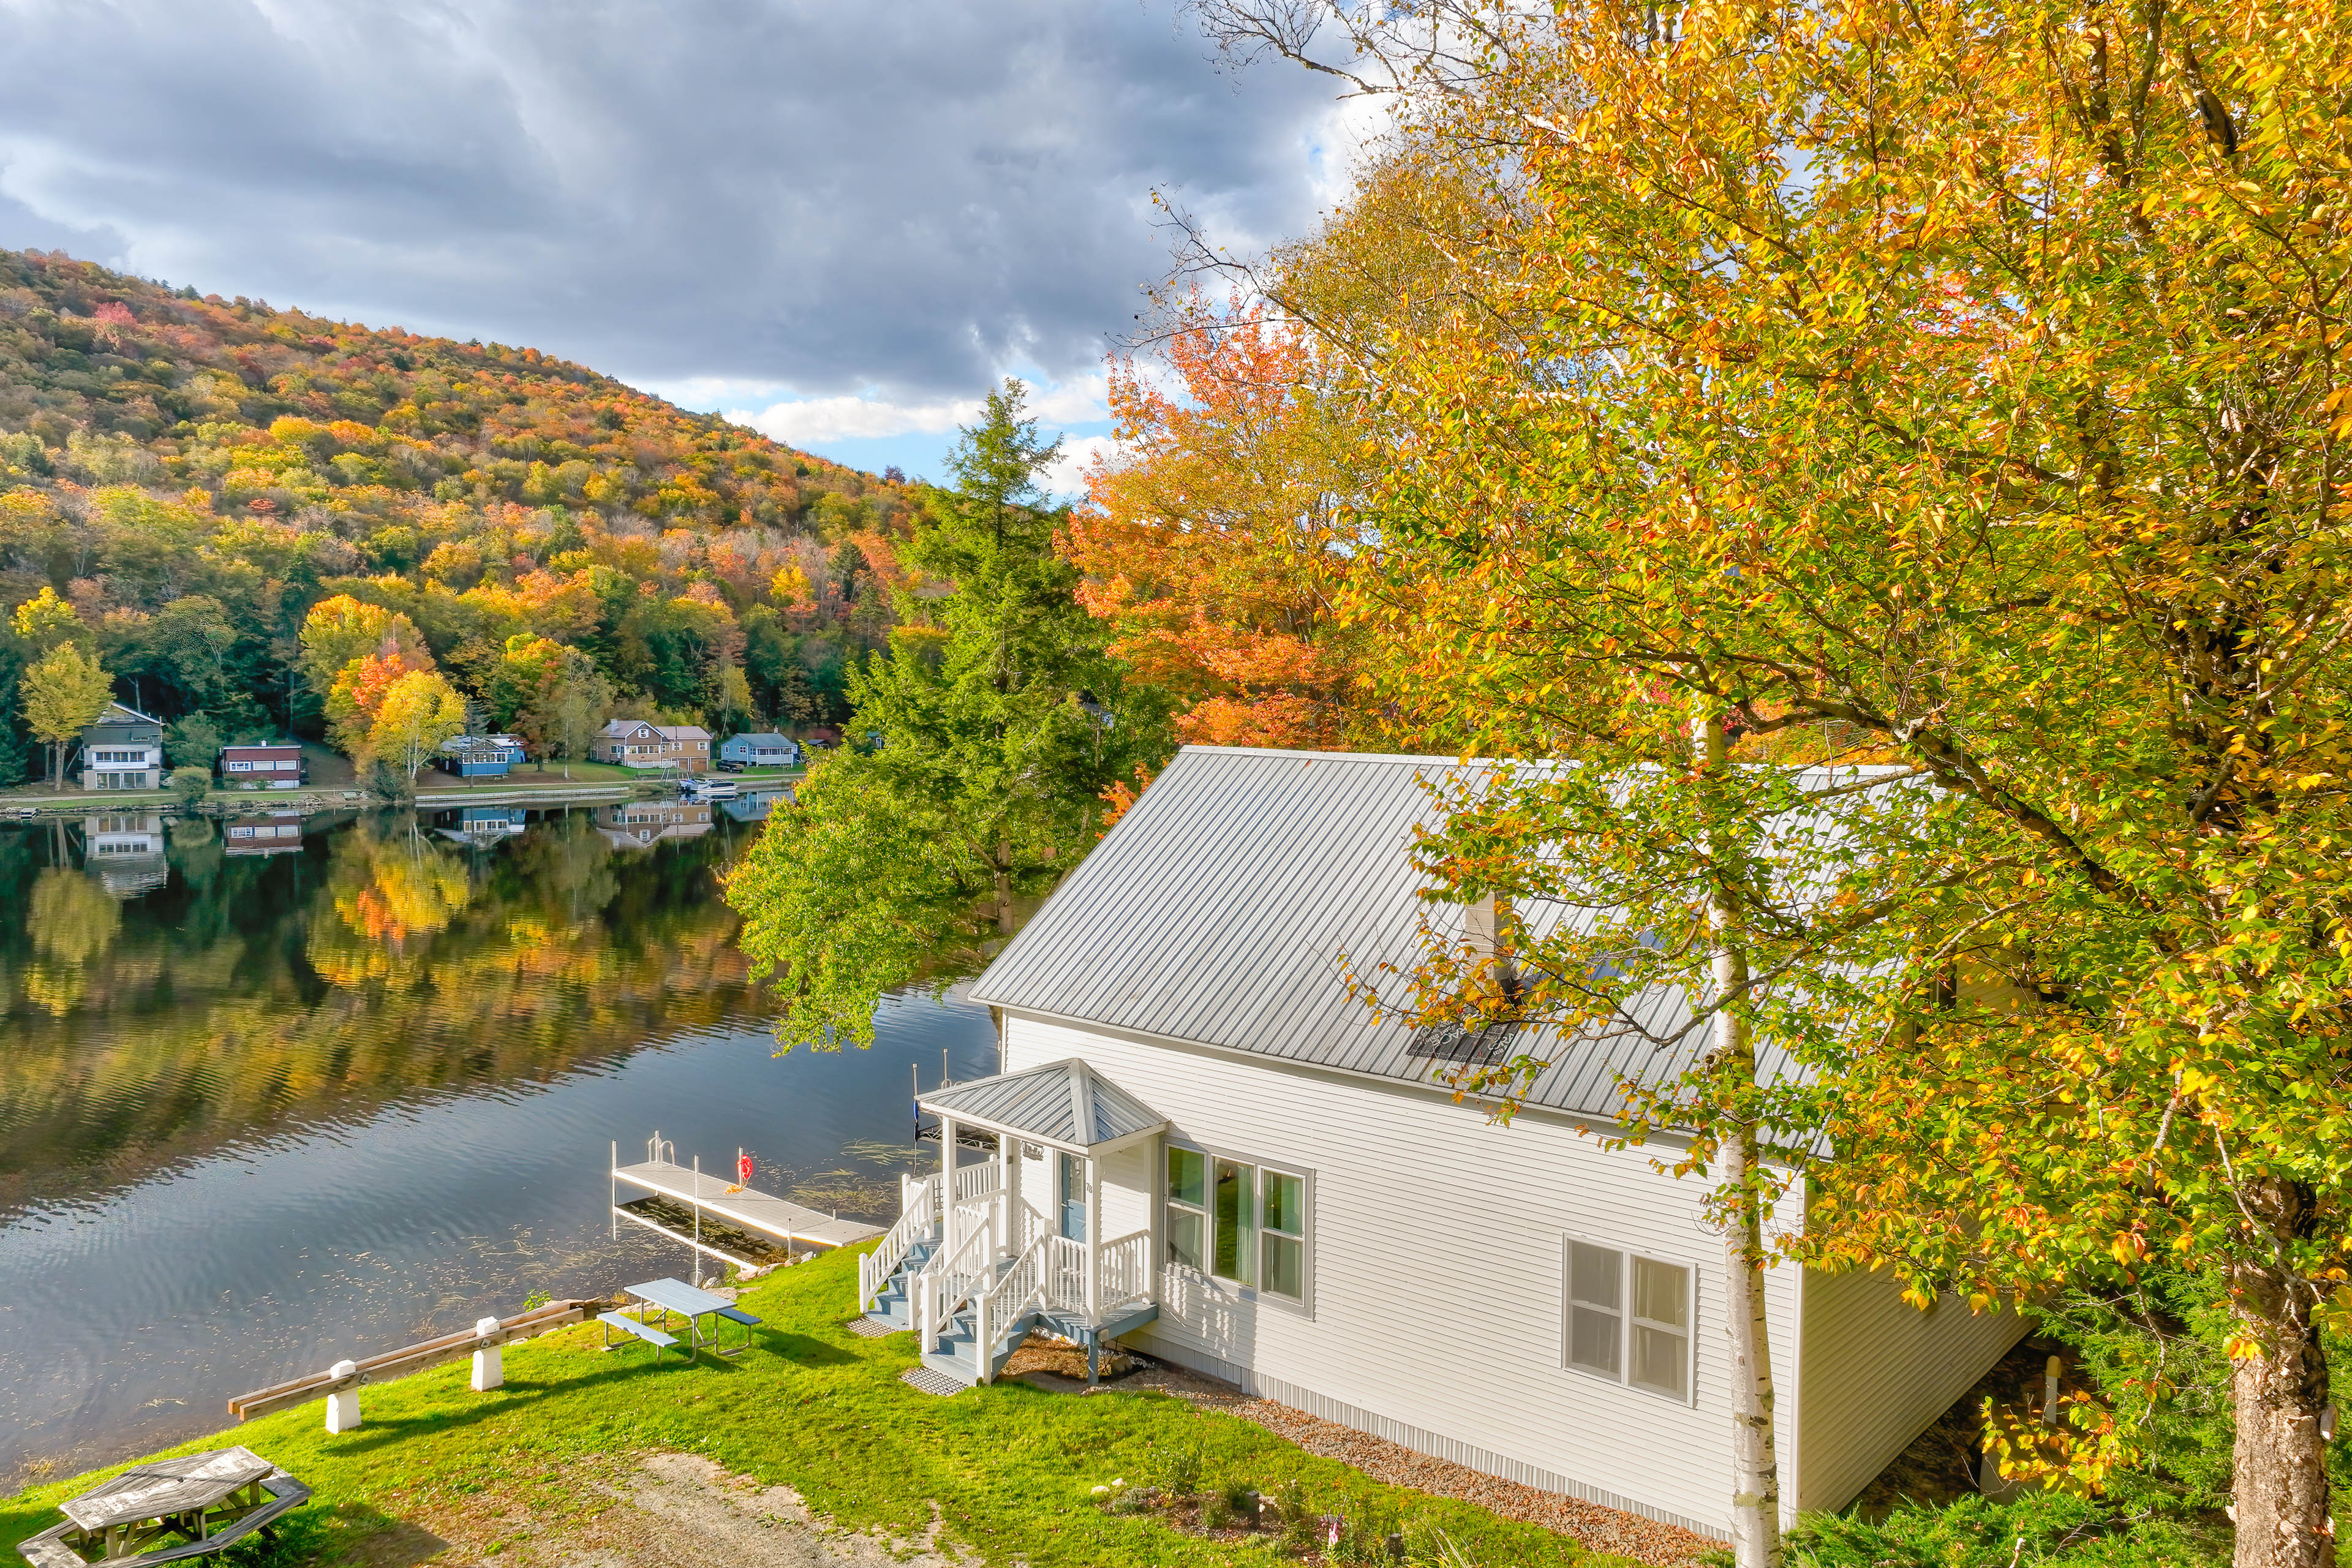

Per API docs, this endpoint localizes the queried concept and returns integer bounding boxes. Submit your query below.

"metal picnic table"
[601,1276,761,1362]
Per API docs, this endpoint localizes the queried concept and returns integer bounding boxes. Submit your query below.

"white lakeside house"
[858,745,2023,1540]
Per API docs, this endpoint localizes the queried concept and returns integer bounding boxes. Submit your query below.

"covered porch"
[858,1058,1167,1385]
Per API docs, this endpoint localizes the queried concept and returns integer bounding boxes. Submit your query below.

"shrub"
[1152,1442,1204,1497]
[1198,1493,1232,1531]
[167,766,209,805]
[1787,1490,2228,1567]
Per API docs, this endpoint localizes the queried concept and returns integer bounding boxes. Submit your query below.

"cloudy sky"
[0,0,1360,488]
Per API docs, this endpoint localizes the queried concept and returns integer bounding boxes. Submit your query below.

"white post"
[471,1317,505,1391]
[1147,1134,1163,1305]
[610,1140,617,1241]
[324,1360,361,1432]
[692,1154,703,1287]
[1084,1153,1101,1323]
[940,1114,959,1215]
[1006,1136,1025,1250]
[995,1129,1015,1261]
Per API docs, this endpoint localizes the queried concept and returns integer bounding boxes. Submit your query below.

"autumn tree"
[728,382,1173,1048]
[21,639,113,786]
[1205,0,2352,1560]
[296,595,433,699]
[11,586,83,652]
[485,634,611,760]
[325,650,429,759]
[1066,298,1380,750]
[368,668,466,783]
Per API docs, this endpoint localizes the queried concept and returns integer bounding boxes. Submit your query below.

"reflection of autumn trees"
[22,869,123,1016]
[0,810,756,1213]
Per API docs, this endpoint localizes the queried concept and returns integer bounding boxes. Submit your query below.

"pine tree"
[728,382,1172,1048]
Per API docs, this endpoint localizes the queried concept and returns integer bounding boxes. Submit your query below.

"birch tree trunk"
[2230,1178,2335,1568]
[1698,707,1783,1568]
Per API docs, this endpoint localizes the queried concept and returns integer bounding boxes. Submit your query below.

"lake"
[0,801,997,1482]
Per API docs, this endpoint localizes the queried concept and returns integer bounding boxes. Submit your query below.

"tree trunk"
[995,840,1014,935]
[2230,1185,2334,1568]
[1698,709,1784,1568]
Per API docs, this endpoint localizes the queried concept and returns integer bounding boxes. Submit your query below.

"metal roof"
[970,746,1793,1123]
[919,1058,1167,1150]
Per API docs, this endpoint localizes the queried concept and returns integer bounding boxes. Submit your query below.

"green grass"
[1,1247,1619,1568]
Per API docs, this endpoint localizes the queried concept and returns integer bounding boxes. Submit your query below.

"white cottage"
[857,745,2022,1540]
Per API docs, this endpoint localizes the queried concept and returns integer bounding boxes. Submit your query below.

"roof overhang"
[916,1058,1169,1159]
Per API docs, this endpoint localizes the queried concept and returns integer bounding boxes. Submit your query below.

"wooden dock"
[611,1159,883,1256]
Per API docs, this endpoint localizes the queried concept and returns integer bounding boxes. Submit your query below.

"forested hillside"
[0,247,913,784]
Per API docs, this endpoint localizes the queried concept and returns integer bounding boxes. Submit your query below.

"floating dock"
[611,1147,882,1273]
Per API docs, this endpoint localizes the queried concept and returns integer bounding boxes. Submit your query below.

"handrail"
[919,1219,995,1352]
[859,1172,941,1310]
[973,1234,1050,1385]
[945,1196,995,1257]
[1098,1228,1153,1311]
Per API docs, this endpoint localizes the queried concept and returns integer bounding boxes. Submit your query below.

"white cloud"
[731,394,983,446]
[1042,434,1117,499]
[0,0,1352,403]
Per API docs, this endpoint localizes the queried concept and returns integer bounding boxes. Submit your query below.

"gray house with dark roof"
[856,746,2024,1540]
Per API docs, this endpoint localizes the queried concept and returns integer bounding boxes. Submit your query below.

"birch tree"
[1197,0,2352,1559]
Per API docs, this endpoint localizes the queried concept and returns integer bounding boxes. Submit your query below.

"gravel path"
[1015,1359,1724,1566]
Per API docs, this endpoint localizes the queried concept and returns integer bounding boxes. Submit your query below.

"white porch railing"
[973,1235,1050,1384]
[918,1216,995,1352]
[860,1172,941,1310]
[953,1162,1002,1204]
[1046,1234,1087,1309]
[1097,1229,1152,1311]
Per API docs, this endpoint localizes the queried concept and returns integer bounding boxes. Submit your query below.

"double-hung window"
[1164,1145,1309,1305]
[1564,1238,1694,1401]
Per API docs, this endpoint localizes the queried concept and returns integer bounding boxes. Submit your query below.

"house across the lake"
[857,746,2023,1541]
[219,743,305,789]
[589,719,710,774]
[434,734,527,777]
[78,701,162,791]
[717,731,802,771]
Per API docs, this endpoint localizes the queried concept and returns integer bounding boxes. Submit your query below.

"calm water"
[0,803,997,1479]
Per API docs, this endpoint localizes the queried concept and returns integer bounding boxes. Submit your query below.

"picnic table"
[16,1447,309,1568]
[598,1276,762,1362]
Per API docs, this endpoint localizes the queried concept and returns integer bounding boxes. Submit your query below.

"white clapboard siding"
[1794,1265,2026,1512]
[1006,1015,1801,1539]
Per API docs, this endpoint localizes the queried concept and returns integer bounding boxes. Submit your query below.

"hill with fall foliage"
[0,247,913,782]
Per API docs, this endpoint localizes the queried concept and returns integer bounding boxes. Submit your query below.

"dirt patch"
[1028,1356,1721,1567]
[375,1451,962,1568]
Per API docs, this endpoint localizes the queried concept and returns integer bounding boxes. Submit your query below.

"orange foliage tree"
[1063,299,1381,754]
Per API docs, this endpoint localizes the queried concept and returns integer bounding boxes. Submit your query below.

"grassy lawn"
[0,1246,1624,1568]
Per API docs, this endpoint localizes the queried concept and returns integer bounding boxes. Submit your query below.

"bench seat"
[599,1311,679,1349]
[716,1306,762,1327]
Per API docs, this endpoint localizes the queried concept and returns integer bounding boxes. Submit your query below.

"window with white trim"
[1164,1145,1310,1304]
[1564,1238,1693,1401]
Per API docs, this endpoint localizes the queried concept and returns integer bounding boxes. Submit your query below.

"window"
[1165,1144,1308,1305]
[1564,1238,1692,1401]
[1164,1147,1205,1270]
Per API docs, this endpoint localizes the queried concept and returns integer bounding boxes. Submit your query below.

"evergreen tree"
[728,382,1172,1048]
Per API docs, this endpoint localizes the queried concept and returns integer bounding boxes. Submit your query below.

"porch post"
[1147,1134,1163,1304]
[1009,1136,1028,1251]
[940,1114,959,1198]
[995,1127,1015,1259]
[1084,1152,1102,1322]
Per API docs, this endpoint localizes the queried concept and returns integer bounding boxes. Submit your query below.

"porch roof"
[918,1059,1166,1155]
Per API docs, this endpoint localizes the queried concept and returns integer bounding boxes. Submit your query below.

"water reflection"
[0,806,997,1478]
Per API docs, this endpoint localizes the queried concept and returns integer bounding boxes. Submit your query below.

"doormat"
[897,1366,967,1397]
[847,1316,902,1338]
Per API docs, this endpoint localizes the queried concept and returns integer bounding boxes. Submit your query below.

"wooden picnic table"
[16,1447,309,1568]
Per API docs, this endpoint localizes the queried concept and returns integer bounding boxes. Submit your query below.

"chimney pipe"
[1464,894,1520,998]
